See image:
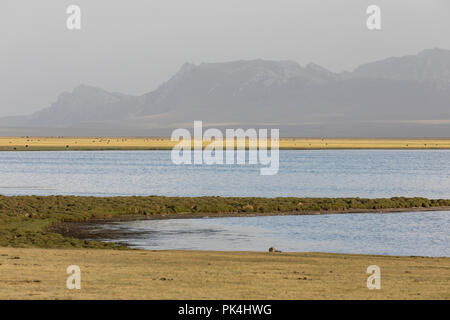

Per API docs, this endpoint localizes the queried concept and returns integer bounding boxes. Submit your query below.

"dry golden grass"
[0,247,448,299]
[1,137,450,151]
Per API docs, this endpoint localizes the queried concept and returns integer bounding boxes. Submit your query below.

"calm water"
[0,150,449,198]
[93,211,450,257]
[1,150,449,256]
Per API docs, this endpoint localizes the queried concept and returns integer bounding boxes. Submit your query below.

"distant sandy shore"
[1,137,450,151]
[0,247,448,299]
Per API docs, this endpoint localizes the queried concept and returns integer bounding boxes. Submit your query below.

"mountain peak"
[351,47,450,84]
[418,47,450,57]
[178,62,196,74]
[2,48,450,137]
[72,84,107,95]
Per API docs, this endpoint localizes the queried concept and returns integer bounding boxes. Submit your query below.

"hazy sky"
[1,0,449,117]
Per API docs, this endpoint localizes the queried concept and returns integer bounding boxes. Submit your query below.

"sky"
[1,0,449,117]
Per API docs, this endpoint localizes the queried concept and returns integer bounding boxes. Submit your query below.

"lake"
[0,150,449,198]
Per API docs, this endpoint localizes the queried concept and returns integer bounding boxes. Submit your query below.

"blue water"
[0,150,449,198]
[95,211,450,257]
[1,150,449,256]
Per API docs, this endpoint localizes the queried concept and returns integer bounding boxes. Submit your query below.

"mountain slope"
[350,48,450,85]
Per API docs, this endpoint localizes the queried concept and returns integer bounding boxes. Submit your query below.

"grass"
[0,195,449,249]
[0,248,448,299]
[1,137,450,151]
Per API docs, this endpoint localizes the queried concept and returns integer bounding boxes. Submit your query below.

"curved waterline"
[88,211,450,257]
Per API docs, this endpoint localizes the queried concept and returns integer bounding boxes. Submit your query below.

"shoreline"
[3,148,450,152]
[2,198,449,299]
[49,206,450,249]
[1,137,450,151]
[1,195,450,249]
[64,205,450,222]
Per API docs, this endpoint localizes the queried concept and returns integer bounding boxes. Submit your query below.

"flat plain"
[1,137,450,150]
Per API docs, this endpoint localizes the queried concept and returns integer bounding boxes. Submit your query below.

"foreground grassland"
[0,248,448,299]
[1,137,450,150]
[1,195,449,249]
[1,197,449,300]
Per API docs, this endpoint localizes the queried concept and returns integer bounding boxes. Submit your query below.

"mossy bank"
[1,195,449,249]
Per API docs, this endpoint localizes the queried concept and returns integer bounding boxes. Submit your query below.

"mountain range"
[1,48,450,137]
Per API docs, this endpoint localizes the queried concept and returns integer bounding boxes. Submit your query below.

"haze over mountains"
[1,48,450,137]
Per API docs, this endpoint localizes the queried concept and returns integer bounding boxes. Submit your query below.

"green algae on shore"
[0,195,449,249]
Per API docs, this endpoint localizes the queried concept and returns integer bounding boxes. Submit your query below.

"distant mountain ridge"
[1,48,450,137]
[350,48,450,85]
